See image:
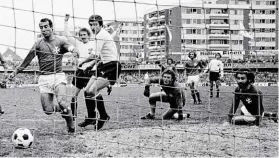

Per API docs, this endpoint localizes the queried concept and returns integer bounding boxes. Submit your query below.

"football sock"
[95,94,109,119]
[71,97,78,117]
[84,94,96,122]
[196,92,201,101]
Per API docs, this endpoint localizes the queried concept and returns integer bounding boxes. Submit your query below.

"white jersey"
[94,28,118,64]
[64,22,97,70]
[75,40,98,70]
[204,59,224,77]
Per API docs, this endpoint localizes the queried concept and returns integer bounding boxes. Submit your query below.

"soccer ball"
[12,128,34,148]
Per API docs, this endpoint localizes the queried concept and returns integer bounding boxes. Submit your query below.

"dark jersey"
[18,36,73,74]
[150,78,186,106]
[229,85,264,116]
[184,59,204,76]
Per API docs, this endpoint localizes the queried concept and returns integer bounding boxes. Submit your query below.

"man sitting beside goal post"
[141,69,190,120]
[224,68,278,126]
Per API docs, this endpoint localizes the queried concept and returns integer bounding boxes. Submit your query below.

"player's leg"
[215,80,220,98]
[71,69,84,119]
[193,76,201,104]
[188,77,197,104]
[94,93,110,130]
[40,93,60,114]
[71,87,81,119]
[55,83,75,133]
[209,80,214,98]
[83,77,110,130]
[141,92,169,119]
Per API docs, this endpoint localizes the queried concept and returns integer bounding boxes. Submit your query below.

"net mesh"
[0,0,278,157]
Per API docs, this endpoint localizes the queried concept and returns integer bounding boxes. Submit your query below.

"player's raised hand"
[65,14,70,22]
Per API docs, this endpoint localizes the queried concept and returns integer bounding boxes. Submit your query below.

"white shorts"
[38,73,67,94]
[187,75,200,88]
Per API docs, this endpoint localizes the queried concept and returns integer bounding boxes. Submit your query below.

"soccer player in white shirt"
[80,15,121,130]
[64,14,101,126]
[203,53,224,98]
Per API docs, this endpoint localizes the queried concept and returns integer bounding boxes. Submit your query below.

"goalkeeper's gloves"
[143,86,150,97]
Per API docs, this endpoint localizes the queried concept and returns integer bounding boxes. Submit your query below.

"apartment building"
[118,20,144,63]
[143,0,278,61]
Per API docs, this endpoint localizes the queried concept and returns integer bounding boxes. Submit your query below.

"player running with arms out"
[9,18,79,133]
[0,53,7,114]
[184,51,204,104]
[224,68,278,126]
[141,69,189,120]
[64,14,102,124]
[203,52,224,98]
[79,15,121,130]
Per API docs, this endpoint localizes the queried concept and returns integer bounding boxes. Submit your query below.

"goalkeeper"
[141,69,189,120]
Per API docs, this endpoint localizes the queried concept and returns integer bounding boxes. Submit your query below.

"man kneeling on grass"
[225,68,277,126]
[141,69,190,120]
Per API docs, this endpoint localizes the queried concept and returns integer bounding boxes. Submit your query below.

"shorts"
[186,75,200,89]
[72,69,95,89]
[96,61,121,85]
[209,71,220,81]
[38,73,67,94]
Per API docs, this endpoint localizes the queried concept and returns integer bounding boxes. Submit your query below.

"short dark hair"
[40,18,53,29]
[167,58,174,64]
[188,51,197,58]
[162,69,176,84]
[88,15,103,27]
[234,68,255,84]
[78,27,91,36]
[215,52,222,58]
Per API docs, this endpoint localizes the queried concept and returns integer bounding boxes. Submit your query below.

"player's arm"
[228,91,241,122]
[10,45,36,77]
[175,88,185,120]
[64,14,79,45]
[143,77,160,97]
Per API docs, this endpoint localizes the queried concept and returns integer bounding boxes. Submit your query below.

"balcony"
[209,23,229,29]
[209,34,230,39]
[209,44,230,50]
[209,13,229,19]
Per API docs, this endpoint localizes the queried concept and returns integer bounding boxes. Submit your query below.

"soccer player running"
[9,18,79,133]
[225,68,277,126]
[203,53,224,98]
[64,14,100,124]
[80,15,121,130]
[0,53,7,114]
[141,69,189,120]
[184,51,204,104]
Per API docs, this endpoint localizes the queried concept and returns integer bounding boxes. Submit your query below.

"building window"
[256,1,260,5]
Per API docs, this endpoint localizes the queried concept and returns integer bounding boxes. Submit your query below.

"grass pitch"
[0,85,278,157]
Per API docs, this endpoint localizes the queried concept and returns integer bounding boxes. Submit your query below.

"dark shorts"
[96,61,121,85]
[209,71,220,81]
[72,69,94,89]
